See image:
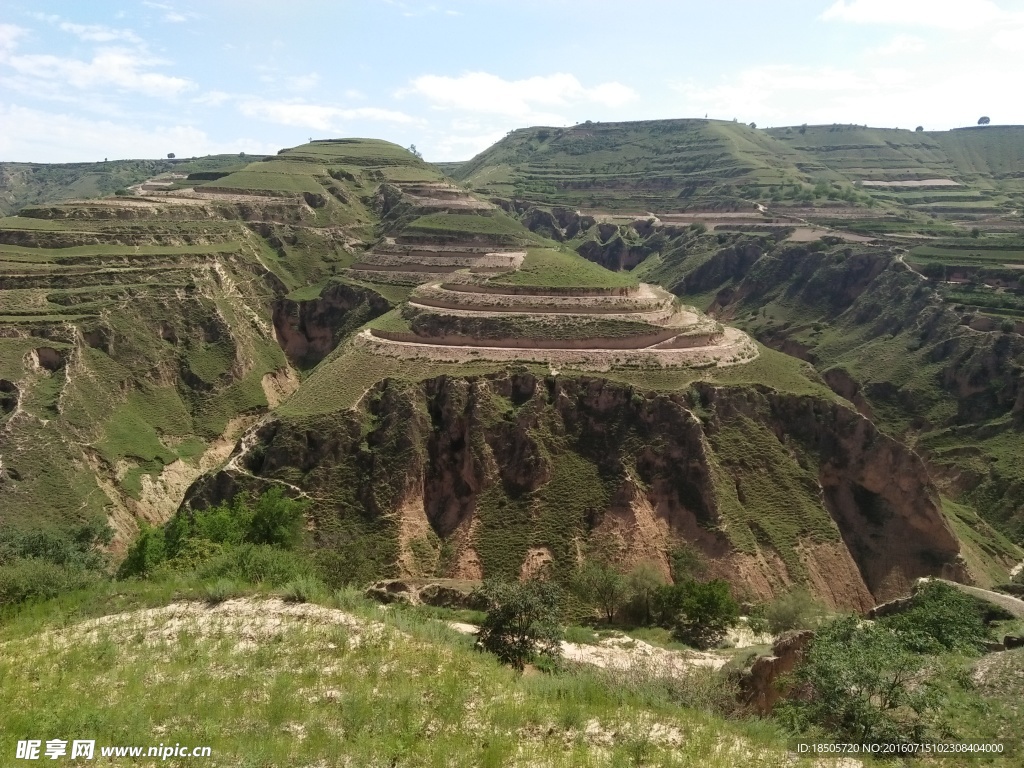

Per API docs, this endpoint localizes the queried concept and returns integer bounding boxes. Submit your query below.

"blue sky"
[2,0,1023,162]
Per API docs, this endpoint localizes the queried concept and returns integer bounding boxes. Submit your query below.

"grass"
[0,578,807,768]
[200,170,327,195]
[401,211,542,246]
[491,247,638,289]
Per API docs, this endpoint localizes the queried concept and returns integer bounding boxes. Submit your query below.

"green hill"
[454,120,1024,225]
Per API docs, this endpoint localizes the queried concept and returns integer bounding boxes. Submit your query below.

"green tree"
[670,579,739,649]
[626,561,666,626]
[246,487,307,549]
[574,561,628,623]
[782,616,931,744]
[117,523,166,578]
[977,116,991,126]
[476,580,563,671]
[764,587,826,635]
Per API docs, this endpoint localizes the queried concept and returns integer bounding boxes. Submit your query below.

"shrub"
[475,579,563,671]
[780,616,931,744]
[0,559,97,607]
[281,576,326,604]
[670,579,739,650]
[117,524,167,579]
[196,544,314,587]
[764,588,827,635]
[203,578,240,605]
[880,581,989,653]
[246,488,307,549]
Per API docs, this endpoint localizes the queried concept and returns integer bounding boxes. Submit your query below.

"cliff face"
[272,283,392,368]
[184,372,966,610]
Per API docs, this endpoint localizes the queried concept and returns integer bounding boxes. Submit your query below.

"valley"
[2,122,1024,766]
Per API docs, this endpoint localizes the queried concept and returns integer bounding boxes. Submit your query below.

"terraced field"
[0,139,457,548]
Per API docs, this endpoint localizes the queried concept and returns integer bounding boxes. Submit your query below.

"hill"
[452,120,1024,240]
[1,132,1020,623]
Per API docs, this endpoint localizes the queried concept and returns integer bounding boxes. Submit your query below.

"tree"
[574,561,628,623]
[167,152,176,159]
[117,523,166,578]
[971,227,981,238]
[407,144,423,159]
[246,487,307,549]
[626,561,666,626]
[475,579,563,671]
[978,116,991,126]
[749,122,757,129]
[915,126,924,132]
[670,579,739,649]
[781,616,931,744]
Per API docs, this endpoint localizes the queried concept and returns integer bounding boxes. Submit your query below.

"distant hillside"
[0,155,266,216]
[453,119,1024,215]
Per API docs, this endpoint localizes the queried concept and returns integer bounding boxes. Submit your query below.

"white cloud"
[672,50,1024,131]
[193,90,233,106]
[0,103,278,162]
[867,34,927,56]
[821,0,1006,29]
[286,72,319,92]
[142,2,196,23]
[400,71,637,123]
[3,48,194,98]
[238,99,417,130]
[58,22,143,44]
[428,129,505,161]
[0,23,27,54]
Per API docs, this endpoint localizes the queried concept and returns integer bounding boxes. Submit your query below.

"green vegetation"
[402,211,541,245]
[475,579,564,671]
[491,247,637,289]
[779,582,1014,750]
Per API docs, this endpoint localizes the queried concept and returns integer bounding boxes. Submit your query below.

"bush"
[764,588,827,635]
[0,558,97,607]
[247,488,307,548]
[670,579,739,649]
[280,576,326,604]
[881,581,989,653]
[203,578,240,605]
[117,524,167,579]
[780,616,931,744]
[476,579,563,671]
[196,544,314,587]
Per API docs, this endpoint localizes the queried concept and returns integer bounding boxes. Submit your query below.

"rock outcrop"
[738,630,815,715]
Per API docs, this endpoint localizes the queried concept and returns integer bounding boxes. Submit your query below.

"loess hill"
[1,134,1021,615]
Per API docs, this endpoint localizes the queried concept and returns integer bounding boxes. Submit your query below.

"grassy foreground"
[0,580,801,768]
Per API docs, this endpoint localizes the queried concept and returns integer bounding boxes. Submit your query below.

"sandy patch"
[859,179,960,188]
[14,598,385,654]
[446,623,726,673]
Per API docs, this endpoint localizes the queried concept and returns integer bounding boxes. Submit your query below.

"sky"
[1,0,1023,163]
